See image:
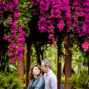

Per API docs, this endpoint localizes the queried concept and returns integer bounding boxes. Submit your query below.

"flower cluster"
[71,0,89,51]
[31,0,89,51]
[1,0,26,64]
[0,0,89,64]
[82,41,89,51]
[30,0,72,44]
[72,0,87,35]
[38,16,56,44]
[6,21,26,64]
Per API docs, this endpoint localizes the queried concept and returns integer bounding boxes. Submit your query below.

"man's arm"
[50,75,57,89]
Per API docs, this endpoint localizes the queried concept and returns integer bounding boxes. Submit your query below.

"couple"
[27,59,57,89]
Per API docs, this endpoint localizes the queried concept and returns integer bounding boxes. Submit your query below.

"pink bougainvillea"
[82,41,89,51]
[31,0,89,47]
[0,0,89,64]
[0,0,26,64]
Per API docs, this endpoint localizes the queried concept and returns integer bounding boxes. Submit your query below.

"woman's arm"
[27,82,31,89]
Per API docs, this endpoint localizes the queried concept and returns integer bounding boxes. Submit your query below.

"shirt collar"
[46,70,53,76]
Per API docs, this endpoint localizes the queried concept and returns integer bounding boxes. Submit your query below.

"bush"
[0,72,23,89]
[69,67,89,89]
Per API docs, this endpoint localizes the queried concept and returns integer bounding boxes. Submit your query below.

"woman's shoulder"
[37,76,45,82]
[38,76,44,79]
[35,76,45,88]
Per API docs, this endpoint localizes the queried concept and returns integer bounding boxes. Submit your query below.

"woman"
[27,65,45,89]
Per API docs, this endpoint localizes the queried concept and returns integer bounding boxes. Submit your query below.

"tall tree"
[26,41,32,88]
[17,56,24,89]
[64,36,72,89]
[57,39,62,89]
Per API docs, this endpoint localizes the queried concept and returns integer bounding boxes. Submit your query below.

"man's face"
[41,62,48,73]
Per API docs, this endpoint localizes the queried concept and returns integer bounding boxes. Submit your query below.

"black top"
[27,76,45,89]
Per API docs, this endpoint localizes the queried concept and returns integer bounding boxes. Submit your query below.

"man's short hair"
[41,59,52,69]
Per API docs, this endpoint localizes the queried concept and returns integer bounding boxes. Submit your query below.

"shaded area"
[0,24,9,72]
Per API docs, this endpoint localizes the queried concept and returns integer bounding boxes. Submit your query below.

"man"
[41,59,57,89]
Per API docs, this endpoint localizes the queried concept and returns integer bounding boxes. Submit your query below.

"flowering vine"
[0,0,27,64]
[30,0,72,44]
[71,0,89,51]
[31,0,89,50]
[0,0,89,64]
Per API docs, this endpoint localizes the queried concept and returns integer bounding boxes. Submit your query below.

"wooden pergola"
[1,16,88,89]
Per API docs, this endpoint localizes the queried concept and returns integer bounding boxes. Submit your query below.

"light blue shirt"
[43,70,57,89]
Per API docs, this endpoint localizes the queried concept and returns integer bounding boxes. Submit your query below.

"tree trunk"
[26,43,31,88]
[64,36,72,89]
[17,57,24,89]
[36,46,41,65]
[41,52,43,61]
[88,59,89,75]
[57,40,62,89]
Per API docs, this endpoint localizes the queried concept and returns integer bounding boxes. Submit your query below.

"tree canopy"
[0,0,89,63]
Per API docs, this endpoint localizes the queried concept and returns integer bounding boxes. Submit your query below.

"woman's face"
[33,67,40,76]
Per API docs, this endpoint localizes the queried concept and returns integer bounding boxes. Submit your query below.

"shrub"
[69,67,89,89]
[0,72,22,89]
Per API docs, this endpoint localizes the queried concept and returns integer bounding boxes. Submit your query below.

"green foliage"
[43,44,57,74]
[18,0,32,37]
[0,72,23,89]
[69,67,89,89]
[31,44,37,65]
[71,43,85,73]
[62,76,65,84]
[83,51,89,63]
[72,43,84,63]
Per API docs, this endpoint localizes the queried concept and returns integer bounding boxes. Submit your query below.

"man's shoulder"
[43,71,57,78]
[43,73,46,77]
[50,72,57,78]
